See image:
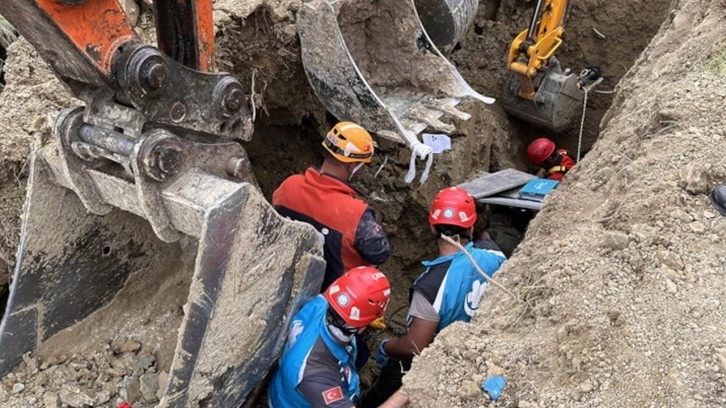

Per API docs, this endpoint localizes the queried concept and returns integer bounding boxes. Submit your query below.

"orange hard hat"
[428,187,477,229]
[527,137,556,165]
[324,266,391,328]
[322,121,375,163]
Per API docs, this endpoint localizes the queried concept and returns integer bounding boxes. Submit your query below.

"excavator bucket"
[501,59,584,132]
[414,0,479,54]
[297,0,493,146]
[0,134,325,406]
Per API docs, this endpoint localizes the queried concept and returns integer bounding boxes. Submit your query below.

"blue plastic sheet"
[481,375,507,401]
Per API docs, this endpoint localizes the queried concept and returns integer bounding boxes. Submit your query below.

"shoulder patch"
[322,386,344,404]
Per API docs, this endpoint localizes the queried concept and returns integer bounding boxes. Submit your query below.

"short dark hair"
[434,224,471,240]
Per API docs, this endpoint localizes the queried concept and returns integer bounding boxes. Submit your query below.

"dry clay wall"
[402,0,726,407]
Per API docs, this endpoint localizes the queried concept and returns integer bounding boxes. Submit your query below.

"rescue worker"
[359,187,507,407]
[268,266,408,408]
[272,121,391,292]
[481,210,524,259]
[526,137,576,181]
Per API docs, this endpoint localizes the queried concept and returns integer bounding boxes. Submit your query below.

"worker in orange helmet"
[526,137,576,181]
[359,187,506,407]
[272,121,391,293]
[268,266,409,408]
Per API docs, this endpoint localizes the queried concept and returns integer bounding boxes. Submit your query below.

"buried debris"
[709,184,726,216]
[297,0,493,183]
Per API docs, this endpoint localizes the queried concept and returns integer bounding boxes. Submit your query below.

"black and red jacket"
[272,167,391,290]
[546,149,576,181]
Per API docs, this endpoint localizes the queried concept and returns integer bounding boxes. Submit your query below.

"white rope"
[439,235,519,301]
[576,77,604,163]
[404,140,434,185]
[374,154,389,179]
[576,87,588,163]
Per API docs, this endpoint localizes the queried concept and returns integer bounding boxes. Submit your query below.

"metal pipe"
[527,0,545,43]
[79,124,136,156]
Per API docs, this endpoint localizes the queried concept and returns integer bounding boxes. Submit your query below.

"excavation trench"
[0,0,669,406]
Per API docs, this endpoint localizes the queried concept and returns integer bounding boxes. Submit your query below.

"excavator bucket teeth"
[501,61,584,132]
[0,143,326,406]
[297,0,493,145]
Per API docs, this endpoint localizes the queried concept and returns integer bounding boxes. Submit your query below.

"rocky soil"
[0,0,724,407]
[402,0,726,407]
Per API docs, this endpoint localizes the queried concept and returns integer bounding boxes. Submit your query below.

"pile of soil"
[401,0,726,406]
[0,0,723,406]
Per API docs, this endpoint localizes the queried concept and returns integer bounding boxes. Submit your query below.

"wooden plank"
[458,169,535,199]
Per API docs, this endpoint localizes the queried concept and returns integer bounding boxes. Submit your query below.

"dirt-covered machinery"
[501,0,584,132]
[0,0,488,405]
[297,0,493,183]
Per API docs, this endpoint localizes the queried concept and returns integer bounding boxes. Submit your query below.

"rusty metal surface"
[0,144,326,405]
[112,43,253,141]
[298,0,493,146]
[1,1,252,142]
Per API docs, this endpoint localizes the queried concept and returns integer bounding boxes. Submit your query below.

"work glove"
[368,316,386,331]
[375,339,390,367]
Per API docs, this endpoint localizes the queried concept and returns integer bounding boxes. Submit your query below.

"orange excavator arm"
[0,0,247,140]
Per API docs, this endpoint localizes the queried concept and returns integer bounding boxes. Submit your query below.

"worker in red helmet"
[269,266,408,408]
[526,137,576,181]
[359,187,507,407]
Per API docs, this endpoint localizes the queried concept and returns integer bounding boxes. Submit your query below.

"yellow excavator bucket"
[501,58,583,132]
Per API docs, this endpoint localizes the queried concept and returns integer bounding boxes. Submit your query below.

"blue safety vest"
[269,296,360,407]
[412,242,506,331]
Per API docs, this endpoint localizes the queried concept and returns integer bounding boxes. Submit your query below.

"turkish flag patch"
[322,386,344,404]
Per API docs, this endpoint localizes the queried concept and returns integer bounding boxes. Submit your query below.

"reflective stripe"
[548,165,568,174]
[324,138,373,160]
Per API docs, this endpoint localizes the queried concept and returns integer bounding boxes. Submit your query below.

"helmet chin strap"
[348,162,366,181]
[327,323,356,343]
[326,307,359,342]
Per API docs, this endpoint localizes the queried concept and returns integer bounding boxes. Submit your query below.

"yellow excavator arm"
[508,0,569,100]
[501,0,585,132]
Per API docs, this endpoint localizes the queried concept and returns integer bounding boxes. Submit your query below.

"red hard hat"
[428,187,477,229]
[527,137,556,165]
[324,266,391,328]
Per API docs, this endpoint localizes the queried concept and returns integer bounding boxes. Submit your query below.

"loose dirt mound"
[401,0,726,406]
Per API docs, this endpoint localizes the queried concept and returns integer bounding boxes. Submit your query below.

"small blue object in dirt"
[481,375,507,401]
